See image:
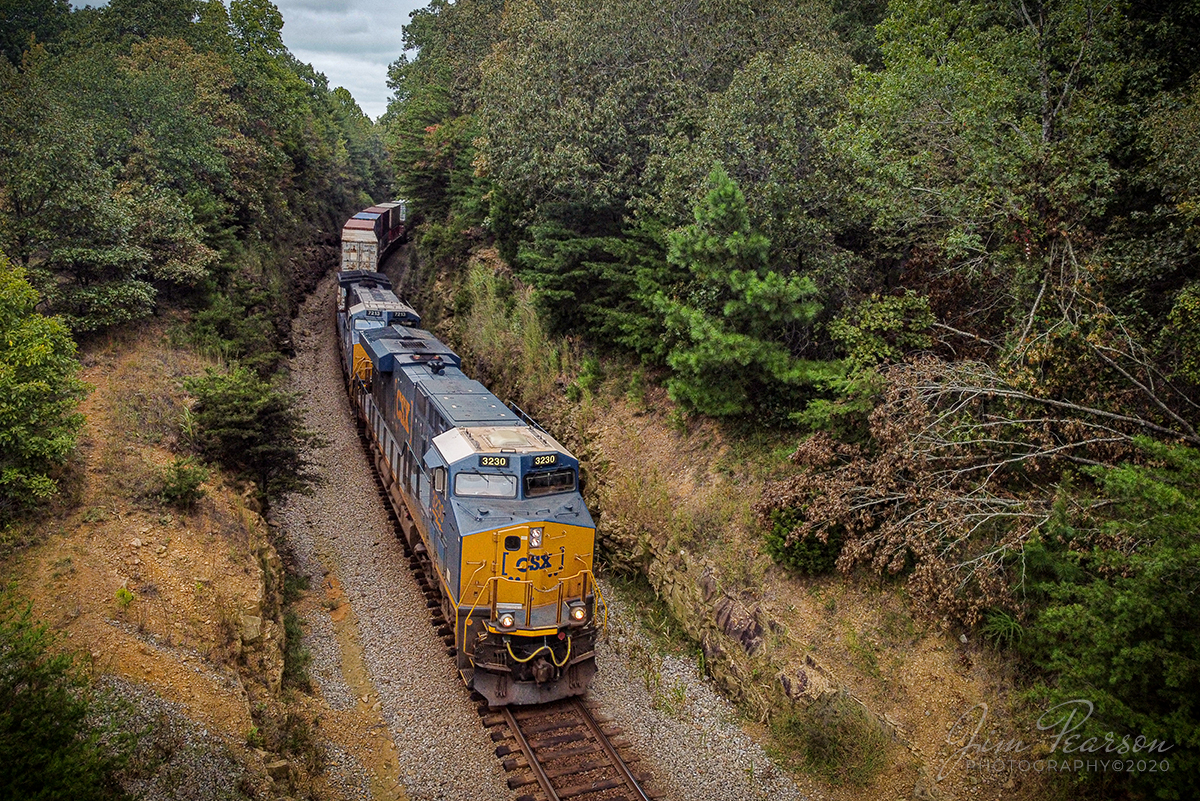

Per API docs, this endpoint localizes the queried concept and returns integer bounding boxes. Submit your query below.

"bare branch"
[932,322,1000,349]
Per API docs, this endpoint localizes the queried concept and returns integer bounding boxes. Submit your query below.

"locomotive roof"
[426,384,520,426]
[361,326,462,373]
[348,283,418,314]
[337,270,391,289]
[433,425,570,466]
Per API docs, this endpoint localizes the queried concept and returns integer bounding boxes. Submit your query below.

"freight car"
[336,260,603,706]
[340,199,409,271]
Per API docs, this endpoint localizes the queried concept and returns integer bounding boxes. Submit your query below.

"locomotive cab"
[432,425,602,705]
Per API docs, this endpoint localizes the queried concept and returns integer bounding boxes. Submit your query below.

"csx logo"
[396,394,412,433]
[515,554,553,572]
[501,549,562,576]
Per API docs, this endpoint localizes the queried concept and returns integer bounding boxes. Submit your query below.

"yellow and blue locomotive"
[336,268,602,705]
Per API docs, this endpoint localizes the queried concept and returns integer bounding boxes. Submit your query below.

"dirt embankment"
[3,318,397,800]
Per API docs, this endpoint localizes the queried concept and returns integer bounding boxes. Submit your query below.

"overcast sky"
[83,0,426,119]
[274,0,427,119]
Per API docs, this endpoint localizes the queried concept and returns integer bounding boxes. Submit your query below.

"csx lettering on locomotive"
[516,554,555,572]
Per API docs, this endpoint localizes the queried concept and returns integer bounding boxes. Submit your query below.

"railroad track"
[482,697,658,801]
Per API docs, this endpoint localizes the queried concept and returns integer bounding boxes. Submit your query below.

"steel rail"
[570,697,654,801]
[501,705,561,801]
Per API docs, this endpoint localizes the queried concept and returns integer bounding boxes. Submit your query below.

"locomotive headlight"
[498,612,516,630]
[529,527,544,548]
[568,602,587,625]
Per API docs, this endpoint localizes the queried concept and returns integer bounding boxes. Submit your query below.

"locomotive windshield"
[454,472,517,498]
[524,468,576,497]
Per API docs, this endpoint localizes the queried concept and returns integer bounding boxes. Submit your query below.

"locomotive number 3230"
[532,454,557,466]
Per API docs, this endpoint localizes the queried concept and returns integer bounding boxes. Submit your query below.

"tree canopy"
[0,0,391,336]
[385,0,1200,794]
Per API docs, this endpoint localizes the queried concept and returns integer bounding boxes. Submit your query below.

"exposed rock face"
[713,596,765,656]
[237,514,286,695]
[643,546,839,713]
[241,614,263,644]
[777,654,836,703]
[779,668,808,700]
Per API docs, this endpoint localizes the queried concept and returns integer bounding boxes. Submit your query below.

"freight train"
[340,199,408,271]
[335,216,603,706]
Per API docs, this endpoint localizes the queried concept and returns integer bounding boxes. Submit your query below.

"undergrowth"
[769,693,889,786]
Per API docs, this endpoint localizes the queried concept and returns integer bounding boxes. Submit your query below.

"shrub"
[114,588,134,610]
[828,291,933,371]
[0,601,130,800]
[0,260,87,524]
[159,456,208,509]
[281,609,312,692]
[765,507,843,575]
[771,692,888,785]
[187,277,282,376]
[184,367,323,504]
[1019,441,1200,800]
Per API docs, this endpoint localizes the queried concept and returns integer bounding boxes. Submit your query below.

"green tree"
[834,0,1137,340]
[101,0,202,44]
[656,165,838,417]
[382,0,502,225]
[0,600,130,800]
[652,43,861,296]
[185,366,323,502]
[1022,441,1200,800]
[0,53,157,331]
[0,259,86,522]
[0,0,70,63]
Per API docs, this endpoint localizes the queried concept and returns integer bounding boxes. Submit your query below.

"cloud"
[275,0,427,119]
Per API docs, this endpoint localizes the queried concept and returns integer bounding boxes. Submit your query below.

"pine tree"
[655,165,838,417]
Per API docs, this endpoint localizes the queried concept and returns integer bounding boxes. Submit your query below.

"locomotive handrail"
[577,569,609,630]
[505,401,550,435]
[462,568,600,631]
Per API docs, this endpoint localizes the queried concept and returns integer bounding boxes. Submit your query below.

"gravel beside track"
[97,676,253,801]
[589,588,812,801]
[279,270,813,801]
[277,275,508,800]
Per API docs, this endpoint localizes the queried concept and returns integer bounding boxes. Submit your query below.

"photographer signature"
[938,699,1173,780]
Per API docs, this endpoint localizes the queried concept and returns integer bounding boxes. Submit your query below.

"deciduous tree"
[0,259,86,522]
